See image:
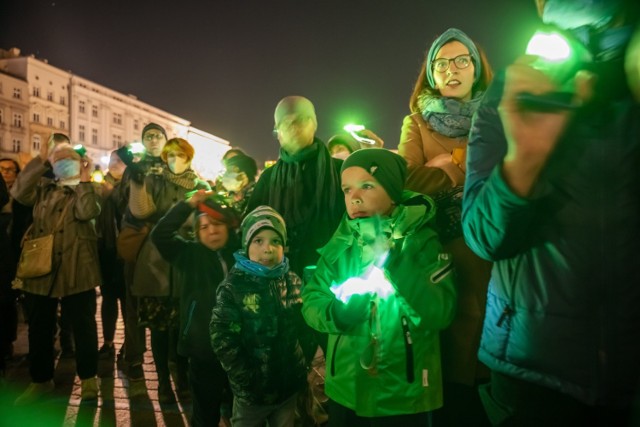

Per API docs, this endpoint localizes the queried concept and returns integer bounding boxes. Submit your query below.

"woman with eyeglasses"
[397,28,494,427]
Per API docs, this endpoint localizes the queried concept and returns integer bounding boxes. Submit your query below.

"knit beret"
[241,206,287,253]
[142,122,167,140]
[426,28,482,89]
[327,133,361,154]
[224,153,258,182]
[341,148,407,203]
[197,196,240,229]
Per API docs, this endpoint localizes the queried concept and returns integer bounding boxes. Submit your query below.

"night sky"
[1,0,539,165]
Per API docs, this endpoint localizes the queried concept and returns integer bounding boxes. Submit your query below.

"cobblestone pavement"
[0,296,192,427]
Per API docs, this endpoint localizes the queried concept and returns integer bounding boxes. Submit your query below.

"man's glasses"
[144,133,165,141]
[0,167,17,174]
[432,54,473,73]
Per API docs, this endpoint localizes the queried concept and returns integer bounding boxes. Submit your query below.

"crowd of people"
[1,0,640,426]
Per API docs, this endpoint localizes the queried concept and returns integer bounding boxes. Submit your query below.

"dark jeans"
[189,355,229,427]
[100,254,125,343]
[0,292,18,371]
[26,289,98,382]
[150,327,187,381]
[481,371,637,427]
[432,381,491,427]
[123,261,145,367]
[328,399,431,427]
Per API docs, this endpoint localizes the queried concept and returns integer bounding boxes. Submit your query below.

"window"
[60,96,66,106]
[13,88,22,99]
[13,113,22,128]
[60,120,65,129]
[47,92,54,101]
[92,105,98,118]
[12,139,21,153]
[79,100,86,114]
[92,128,98,145]
[113,134,122,148]
[33,113,40,123]
[33,134,41,151]
[33,87,41,97]
[47,117,53,126]
[134,120,139,131]
[113,113,122,125]
[0,109,3,124]
[79,125,85,142]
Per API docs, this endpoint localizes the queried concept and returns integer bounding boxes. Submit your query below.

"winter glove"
[127,162,146,185]
[115,145,135,167]
[331,293,372,331]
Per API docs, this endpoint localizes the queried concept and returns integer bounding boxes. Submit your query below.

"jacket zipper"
[401,316,415,383]
[496,305,513,327]
[182,300,196,338]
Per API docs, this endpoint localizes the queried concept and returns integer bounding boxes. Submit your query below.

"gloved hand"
[331,293,372,330]
[115,145,135,167]
[127,162,145,185]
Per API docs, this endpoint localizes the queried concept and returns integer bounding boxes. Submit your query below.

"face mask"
[221,172,243,192]
[168,157,189,174]
[53,159,80,181]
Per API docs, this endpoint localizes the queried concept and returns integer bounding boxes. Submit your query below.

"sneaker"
[98,344,115,360]
[157,378,176,404]
[14,380,55,405]
[81,377,99,400]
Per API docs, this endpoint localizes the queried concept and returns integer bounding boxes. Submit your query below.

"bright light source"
[130,142,146,154]
[344,123,365,133]
[100,155,110,165]
[526,31,571,62]
[330,266,394,303]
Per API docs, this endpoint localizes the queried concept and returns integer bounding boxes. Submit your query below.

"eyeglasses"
[0,167,17,174]
[144,132,165,141]
[432,54,473,73]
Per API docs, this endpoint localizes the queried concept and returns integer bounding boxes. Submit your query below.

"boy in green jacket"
[302,149,456,425]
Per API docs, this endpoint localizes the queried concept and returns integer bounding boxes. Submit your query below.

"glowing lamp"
[343,123,376,146]
[526,31,571,62]
[330,266,394,304]
[129,142,146,154]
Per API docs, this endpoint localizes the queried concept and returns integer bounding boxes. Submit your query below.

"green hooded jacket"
[302,191,456,417]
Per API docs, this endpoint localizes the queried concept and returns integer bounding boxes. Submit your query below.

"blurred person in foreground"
[462,0,640,425]
[397,27,494,426]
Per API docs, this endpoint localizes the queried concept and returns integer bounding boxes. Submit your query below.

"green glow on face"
[526,31,572,62]
[330,266,394,303]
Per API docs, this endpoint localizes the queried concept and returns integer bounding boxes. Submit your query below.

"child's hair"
[240,206,287,253]
[340,148,407,203]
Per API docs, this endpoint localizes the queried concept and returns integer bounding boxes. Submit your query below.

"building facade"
[0,47,228,179]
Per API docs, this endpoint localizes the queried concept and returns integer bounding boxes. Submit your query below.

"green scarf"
[268,138,339,225]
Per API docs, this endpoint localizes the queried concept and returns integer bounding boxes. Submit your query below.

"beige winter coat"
[11,157,101,297]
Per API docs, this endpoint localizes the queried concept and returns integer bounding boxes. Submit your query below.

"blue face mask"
[53,159,80,180]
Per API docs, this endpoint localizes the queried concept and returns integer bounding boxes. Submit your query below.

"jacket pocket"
[401,316,415,383]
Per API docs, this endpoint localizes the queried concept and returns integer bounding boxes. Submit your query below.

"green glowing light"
[526,31,571,62]
[344,123,365,133]
[330,266,394,303]
[343,123,376,146]
[130,142,146,154]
